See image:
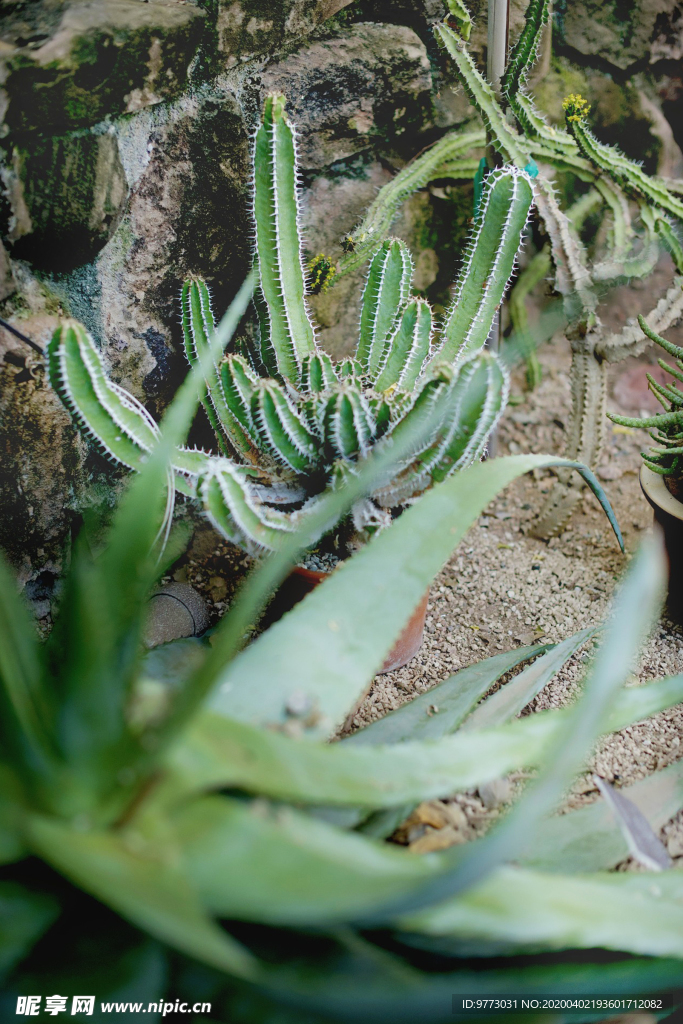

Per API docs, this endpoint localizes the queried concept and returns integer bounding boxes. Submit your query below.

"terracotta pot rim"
[640,464,683,523]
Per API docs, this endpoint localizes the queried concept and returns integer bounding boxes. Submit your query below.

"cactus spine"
[49,95,533,557]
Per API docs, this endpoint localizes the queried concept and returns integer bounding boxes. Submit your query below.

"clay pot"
[267,564,429,674]
[640,465,683,616]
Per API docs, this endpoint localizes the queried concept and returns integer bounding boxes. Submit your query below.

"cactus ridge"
[356,239,414,377]
[48,94,531,556]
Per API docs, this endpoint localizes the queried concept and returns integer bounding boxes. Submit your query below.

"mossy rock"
[0,0,207,135]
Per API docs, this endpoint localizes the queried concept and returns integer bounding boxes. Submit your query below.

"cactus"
[329,0,683,537]
[48,96,533,558]
[608,315,683,481]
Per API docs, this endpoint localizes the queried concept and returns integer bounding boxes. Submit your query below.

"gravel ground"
[174,336,683,865]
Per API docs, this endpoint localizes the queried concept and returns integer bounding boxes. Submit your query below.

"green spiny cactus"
[48,95,533,558]
[608,315,683,481]
[415,2,683,536]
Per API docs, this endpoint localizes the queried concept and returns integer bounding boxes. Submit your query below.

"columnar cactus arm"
[356,239,413,377]
[434,23,529,167]
[594,178,633,255]
[253,94,316,383]
[596,278,683,363]
[534,179,596,317]
[251,275,280,378]
[47,321,204,495]
[563,96,683,223]
[372,353,507,505]
[217,354,263,460]
[592,205,659,283]
[250,381,320,474]
[375,298,433,392]
[199,462,321,554]
[446,0,472,40]
[180,280,230,456]
[655,216,683,274]
[431,167,534,366]
[300,352,339,393]
[502,0,549,99]
[429,353,508,481]
[336,131,485,277]
[322,389,376,461]
[510,94,578,157]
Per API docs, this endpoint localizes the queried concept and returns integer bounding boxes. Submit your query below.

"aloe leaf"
[146,381,480,749]
[254,94,315,382]
[209,454,621,739]
[259,950,679,1024]
[259,953,681,1024]
[593,775,673,871]
[461,626,597,731]
[0,554,55,781]
[173,795,436,925]
[359,537,664,921]
[27,814,257,979]
[524,760,683,874]
[399,864,683,960]
[344,644,551,746]
[0,881,60,983]
[164,668,683,812]
[38,275,255,820]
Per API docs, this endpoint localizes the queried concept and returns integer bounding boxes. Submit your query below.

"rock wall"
[2,0,683,599]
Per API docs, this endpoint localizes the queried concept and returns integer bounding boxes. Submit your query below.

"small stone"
[409,826,467,853]
[478,778,513,809]
[285,690,312,717]
[666,832,683,858]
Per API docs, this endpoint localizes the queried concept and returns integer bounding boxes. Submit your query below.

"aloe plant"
[46,94,535,559]
[609,314,683,483]
[2,396,683,1017]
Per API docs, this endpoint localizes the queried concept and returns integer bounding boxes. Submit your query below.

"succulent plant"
[324,0,683,539]
[609,315,683,486]
[1,395,680,1014]
[48,94,533,557]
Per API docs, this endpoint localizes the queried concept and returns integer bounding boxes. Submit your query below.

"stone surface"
[0,0,207,135]
[0,312,111,589]
[216,0,355,65]
[560,0,683,70]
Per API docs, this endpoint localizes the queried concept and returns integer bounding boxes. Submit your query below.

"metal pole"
[486,0,510,455]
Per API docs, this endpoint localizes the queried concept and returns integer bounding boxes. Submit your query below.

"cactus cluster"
[328,0,683,537]
[609,315,683,483]
[48,94,533,557]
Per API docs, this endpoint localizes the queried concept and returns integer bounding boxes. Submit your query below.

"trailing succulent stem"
[609,316,683,481]
[49,95,533,558]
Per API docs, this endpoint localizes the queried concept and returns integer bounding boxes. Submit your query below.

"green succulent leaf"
[27,814,257,980]
[344,644,551,746]
[399,865,683,960]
